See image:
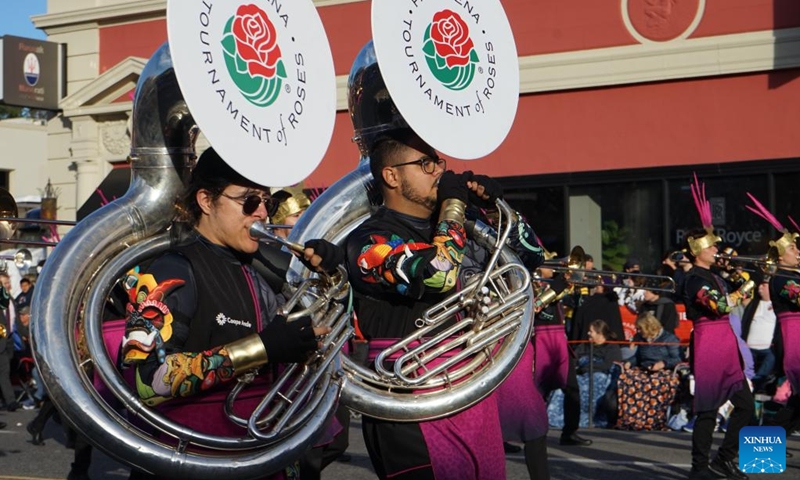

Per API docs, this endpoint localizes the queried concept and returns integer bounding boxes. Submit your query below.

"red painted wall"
[97,1,800,73]
[99,19,167,73]
[307,69,800,186]
[96,2,800,187]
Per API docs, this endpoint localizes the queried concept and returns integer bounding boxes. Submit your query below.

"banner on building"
[0,35,63,110]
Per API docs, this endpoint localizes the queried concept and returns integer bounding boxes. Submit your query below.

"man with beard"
[344,127,545,480]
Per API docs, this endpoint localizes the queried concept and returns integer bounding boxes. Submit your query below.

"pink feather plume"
[690,173,713,229]
[745,192,784,232]
[788,215,800,233]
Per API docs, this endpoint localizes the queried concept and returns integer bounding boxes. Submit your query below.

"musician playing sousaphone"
[120,1,343,479]
[745,194,800,441]
[343,1,547,477]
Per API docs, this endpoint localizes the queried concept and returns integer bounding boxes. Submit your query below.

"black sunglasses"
[220,192,278,216]
[390,156,446,175]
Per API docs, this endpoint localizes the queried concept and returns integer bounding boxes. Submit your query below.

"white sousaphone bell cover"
[371,0,520,160]
[167,0,337,186]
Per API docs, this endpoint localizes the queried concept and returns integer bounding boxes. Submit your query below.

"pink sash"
[367,338,505,480]
[691,318,745,412]
[533,324,569,393]
[778,311,800,393]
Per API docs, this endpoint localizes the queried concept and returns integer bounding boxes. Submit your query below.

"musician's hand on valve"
[301,239,344,274]
[467,173,504,209]
[258,315,331,363]
[436,171,471,204]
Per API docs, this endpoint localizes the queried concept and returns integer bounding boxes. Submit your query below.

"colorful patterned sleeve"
[122,255,237,406]
[134,347,236,406]
[775,277,800,308]
[351,218,467,299]
[694,284,733,316]
[506,214,545,270]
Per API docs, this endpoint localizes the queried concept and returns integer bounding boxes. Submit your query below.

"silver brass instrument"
[286,163,533,421]
[0,187,76,247]
[0,248,34,274]
[283,38,532,421]
[31,43,343,480]
[540,246,677,293]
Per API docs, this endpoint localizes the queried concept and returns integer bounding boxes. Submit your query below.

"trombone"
[717,250,800,280]
[538,245,676,293]
[0,188,76,247]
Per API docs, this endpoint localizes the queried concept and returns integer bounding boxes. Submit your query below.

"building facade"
[32,0,800,270]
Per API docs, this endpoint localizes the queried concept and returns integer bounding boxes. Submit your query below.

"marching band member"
[682,176,752,480]
[532,268,593,448]
[122,148,343,480]
[343,43,545,480]
[745,194,800,435]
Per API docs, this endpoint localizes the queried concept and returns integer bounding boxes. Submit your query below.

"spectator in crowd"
[576,319,622,375]
[624,313,682,372]
[639,281,679,336]
[615,258,645,314]
[571,277,624,344]
[742,286,778,394]
[662,250,692,303]
[15,277,34,310]
[13,306,46,408]
[0,272,18,412]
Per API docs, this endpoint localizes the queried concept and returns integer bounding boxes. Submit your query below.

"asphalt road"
[1,407,798,480]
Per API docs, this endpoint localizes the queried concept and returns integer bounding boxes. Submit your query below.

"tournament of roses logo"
[221,4,287,107]
[422,9,479,91]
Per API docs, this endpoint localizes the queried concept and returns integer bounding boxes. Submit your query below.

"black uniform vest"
[174,241,262,351]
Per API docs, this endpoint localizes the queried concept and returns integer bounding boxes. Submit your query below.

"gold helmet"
[271,186,311,225]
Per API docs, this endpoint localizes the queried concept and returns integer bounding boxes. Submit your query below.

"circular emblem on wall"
[167,0,337,186]
[372,0,519,160]
[622,0,705,44]
[24,53,40,87]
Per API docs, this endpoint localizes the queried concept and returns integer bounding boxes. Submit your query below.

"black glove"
[302,239,344,274]
[469,174,504,209]
[436,170,471,204]
[550,274,569,295]
[258,315,317,363]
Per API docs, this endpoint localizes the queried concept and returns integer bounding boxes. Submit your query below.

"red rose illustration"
[232,4,282,78]
[430,9,475,68]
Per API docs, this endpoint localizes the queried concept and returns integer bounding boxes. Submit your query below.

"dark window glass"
[774,172,800,233]
[505,187,565,257]
[667,175,769,256]
[569,181,663,272]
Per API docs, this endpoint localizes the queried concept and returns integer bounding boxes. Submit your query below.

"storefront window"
[569,181,663,272]
[774,171,800,233]
[505,187,565,257]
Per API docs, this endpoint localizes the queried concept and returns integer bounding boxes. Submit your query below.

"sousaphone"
[287,0,531,421]
[30,1,341,479]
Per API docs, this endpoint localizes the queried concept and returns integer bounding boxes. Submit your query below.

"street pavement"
[1,407,798,479]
